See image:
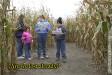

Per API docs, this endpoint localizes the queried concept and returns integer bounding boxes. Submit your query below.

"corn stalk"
[0,0,17,75]
[17,6,55,50]
[65,0,112,73]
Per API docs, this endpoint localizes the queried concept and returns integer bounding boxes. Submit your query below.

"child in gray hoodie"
[52,17,67,63]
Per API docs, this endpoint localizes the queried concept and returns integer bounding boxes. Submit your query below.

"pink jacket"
[21,31,32,44]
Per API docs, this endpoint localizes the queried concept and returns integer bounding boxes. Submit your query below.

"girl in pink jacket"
[21,26,32,60]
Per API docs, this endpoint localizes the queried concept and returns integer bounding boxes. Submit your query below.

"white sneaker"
[39,56,44,59]
[45,55,49,59]
[28,58,32,60]
[17,56,24,59]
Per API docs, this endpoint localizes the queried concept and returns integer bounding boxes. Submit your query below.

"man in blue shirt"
[35,15,51,59]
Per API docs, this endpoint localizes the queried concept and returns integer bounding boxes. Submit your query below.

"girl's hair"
[18,14,25,21]
[24,26,30,31]
[57,17,62,24]
[39,15,45,19]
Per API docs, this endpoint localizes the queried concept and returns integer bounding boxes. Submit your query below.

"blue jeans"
[25,43,31,59]
[37,33,48,57]
[56,40,67,59]
[16,38,23,57]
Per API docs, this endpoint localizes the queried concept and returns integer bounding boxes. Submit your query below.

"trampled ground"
[11,43,108,75]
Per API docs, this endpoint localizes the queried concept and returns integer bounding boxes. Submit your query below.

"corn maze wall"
[66,0,112,72]
[0,0,112,75]
[65,0,112,73]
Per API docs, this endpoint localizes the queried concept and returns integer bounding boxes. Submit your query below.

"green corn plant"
[0,0,17,74]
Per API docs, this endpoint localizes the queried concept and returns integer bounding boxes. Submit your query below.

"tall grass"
[0,0,112,74]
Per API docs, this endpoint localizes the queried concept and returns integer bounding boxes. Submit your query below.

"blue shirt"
[35,20,51,33]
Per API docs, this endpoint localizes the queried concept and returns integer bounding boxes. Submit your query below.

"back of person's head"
[24,26,30,31]
[57,17,62,24]
[18,14,25,21]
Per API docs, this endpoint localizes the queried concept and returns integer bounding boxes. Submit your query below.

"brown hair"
[39,15,45,19]
[18,14,25,21]
[24,26,30,31]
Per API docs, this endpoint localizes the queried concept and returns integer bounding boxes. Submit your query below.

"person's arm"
[16,20,21,30]
[21,33,27,40]
[17,20,24,30]
[51,29,57,36]
[62,26,67,35]
[51,34,56,36]
[34,23,40,32]
[46,21,52,31]
[51,32,56,36]
[32,35,37,39]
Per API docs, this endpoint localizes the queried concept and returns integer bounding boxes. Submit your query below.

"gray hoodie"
[52,25,67,41]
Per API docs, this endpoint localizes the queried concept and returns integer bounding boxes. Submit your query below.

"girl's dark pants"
[25,43,31,58]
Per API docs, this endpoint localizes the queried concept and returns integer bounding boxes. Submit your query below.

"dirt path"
[11,43,108,75]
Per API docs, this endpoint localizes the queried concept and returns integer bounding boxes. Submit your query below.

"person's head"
[18,14,25,21]
[57,17,62,24]
[38,15,45,21]
[24,26,30,32]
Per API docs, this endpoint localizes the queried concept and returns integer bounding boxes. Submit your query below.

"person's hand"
[32,36,37,39]
[46,25,48,28]
[37,28,40,31]
[45,25,49,31]
[39,25,43,29]
[22,40,25,44]
[51,33,56,36]
[32,40,33,42]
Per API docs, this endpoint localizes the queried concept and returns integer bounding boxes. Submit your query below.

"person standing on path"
[52,17,67,63]
[21,26,32,60]
[35,15,52,59]
[15,14,25,59]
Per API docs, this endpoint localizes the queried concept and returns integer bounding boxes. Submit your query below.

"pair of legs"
[17,38,23,57]
[24,43,31,59]
[17,38,31,59]
[56,40,67,60]
[37,33,48,58]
